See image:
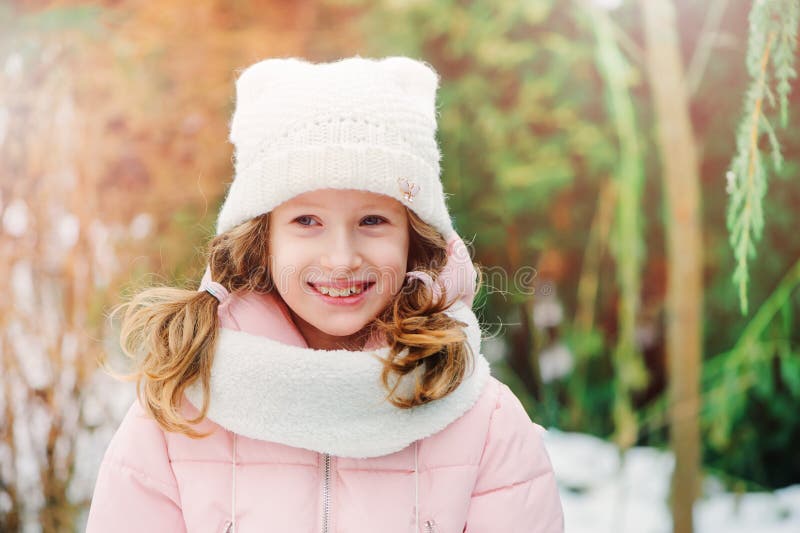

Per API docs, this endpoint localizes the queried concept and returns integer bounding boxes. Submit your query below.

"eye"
[362,215,388,226]
[294,215,319,227]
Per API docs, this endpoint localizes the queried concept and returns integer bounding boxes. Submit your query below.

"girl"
[86,56,564,533]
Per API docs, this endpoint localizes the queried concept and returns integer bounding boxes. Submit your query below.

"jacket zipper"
[321,452,332,533]
[224,454,427,533]
[225,455,333,533]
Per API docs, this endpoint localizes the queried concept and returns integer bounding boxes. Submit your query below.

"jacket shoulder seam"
[103,453,180,495]
[469,467,552,497]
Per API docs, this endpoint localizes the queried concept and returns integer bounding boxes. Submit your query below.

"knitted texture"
[216,55,456,240]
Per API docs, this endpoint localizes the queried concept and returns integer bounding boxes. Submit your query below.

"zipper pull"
[222,520,233,533]
[424,519,437,533]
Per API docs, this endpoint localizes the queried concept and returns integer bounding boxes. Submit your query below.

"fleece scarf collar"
[184,299,490,458]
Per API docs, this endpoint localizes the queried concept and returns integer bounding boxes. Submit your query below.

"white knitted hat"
[216,55,456,241]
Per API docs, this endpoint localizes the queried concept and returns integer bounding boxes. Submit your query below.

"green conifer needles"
[727,0,798,315]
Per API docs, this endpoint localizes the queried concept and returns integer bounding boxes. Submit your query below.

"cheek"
[370,240,409,291]
[393,236,410,272]
[268,235,304,292]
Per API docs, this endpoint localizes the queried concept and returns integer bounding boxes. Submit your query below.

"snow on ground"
[542,428,800,533]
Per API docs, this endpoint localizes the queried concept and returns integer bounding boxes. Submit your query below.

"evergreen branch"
[763,78,776,109]
[732,29,774,315]
[587,1,647,450]
[759,114,783,172]
[774,0,799,126]
[727,0,800,316]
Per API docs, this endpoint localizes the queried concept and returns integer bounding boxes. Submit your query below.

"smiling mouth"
[308,281,375,298]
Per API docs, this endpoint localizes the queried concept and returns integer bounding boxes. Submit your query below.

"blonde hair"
[103,208,483,438]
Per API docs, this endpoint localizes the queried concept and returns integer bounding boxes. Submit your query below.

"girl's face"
[268,189,410,350]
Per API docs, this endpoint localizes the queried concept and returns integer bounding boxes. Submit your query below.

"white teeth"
[316,285,365,297]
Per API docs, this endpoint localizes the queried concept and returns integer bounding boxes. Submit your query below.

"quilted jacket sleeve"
[85,398,187,533]
[463,382,564,533]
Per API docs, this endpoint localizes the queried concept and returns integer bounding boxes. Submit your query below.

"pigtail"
[372,210,484,409]
[100,213,274,438]
[103,288,222,438]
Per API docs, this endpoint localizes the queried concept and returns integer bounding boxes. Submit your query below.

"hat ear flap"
[381,56,440,120]
[233,57,308,108]
[229,58,309,146]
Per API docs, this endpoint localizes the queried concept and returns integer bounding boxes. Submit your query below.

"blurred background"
[1,0,798,531]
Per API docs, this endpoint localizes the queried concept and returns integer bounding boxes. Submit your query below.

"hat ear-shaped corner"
[381,56,440,116]
[234,57,309,106]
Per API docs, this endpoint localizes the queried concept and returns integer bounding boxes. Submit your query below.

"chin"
[315,322,367,338]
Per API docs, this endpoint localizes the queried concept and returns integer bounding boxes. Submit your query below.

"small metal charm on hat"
[398,177,420,203]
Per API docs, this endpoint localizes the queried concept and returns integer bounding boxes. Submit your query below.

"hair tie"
[199,266,230,303]
[405,270,443,301]
[200,280,229,302]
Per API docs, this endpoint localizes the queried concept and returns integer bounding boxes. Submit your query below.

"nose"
[319,229,363,273]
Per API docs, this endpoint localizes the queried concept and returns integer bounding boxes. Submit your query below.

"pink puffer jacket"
[86,236,563,532]
[86,374,562,533]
